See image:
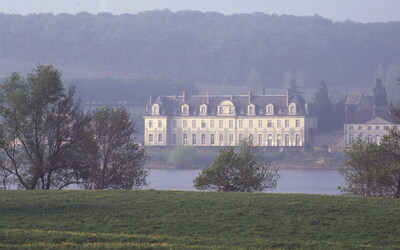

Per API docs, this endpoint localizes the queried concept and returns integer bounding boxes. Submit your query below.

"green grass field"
[1,190,400,249]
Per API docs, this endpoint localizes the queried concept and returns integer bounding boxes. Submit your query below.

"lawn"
[0,190,399,249]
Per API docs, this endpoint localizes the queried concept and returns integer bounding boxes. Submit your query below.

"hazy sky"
[0,0,400,23]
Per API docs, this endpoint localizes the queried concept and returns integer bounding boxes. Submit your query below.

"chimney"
[286,89,293,107]
[149,96,153,104]
[182,91,186,103]
[305,103,309,115]
[345,105,348,122]
[248,90,252,104]
[262,84,265,95]
[206,91,210,104]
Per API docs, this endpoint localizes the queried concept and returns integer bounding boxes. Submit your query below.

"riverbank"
[1,190,399,249]
[146,146,345,170]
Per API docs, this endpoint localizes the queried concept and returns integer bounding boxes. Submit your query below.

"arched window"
[200,104,207,115]
[181,104,189,115]
[247,103,255,115]
[217,100,235,116]
[152,104,160,115]
[289,103,297,115]
[266,104,274,115]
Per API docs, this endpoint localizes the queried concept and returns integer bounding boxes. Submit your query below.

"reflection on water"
[147,169,345,195]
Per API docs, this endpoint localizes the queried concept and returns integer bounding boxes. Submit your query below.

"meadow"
[0,190,400,249]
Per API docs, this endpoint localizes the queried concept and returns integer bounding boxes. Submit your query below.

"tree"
[194,140,279,192]
[81,107,148,190]
[287,79,303,95]
[0,65,90,189]
[313,81,334,132]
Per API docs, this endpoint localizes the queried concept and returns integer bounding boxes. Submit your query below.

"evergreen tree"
[313,81,334,132]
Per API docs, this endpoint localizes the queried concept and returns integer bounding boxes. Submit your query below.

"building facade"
[344,79,398,145]
[144,90,317,147]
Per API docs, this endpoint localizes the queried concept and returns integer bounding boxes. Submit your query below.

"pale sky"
[0,0,399,23]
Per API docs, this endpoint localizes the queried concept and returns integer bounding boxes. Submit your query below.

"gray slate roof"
[147,92,309,116]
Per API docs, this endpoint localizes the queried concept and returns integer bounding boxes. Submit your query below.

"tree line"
[0,11,399,87]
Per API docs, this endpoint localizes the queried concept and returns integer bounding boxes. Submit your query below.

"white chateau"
[144,90,317,147]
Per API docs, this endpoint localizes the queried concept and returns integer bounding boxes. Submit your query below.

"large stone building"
[344,79,398,145]
[144,90,317,147]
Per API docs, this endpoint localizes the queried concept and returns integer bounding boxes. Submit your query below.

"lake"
[146,168,345,195]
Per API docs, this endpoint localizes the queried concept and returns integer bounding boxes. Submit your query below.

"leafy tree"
[340,134,400,198]
[81,107,148,190]
[194,140,279,192]
[313,81,334,132]
[0,65,90,189]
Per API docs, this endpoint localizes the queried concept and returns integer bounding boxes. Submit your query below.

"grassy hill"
[0,190,399,249]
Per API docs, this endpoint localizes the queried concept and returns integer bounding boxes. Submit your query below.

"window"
[258,120,262,128]
[376,135,381,144]
[267,120,272,128]
[248,106,254,115]
[172,120,177,128]
[218,106,224,115]
[358,126,362,130]
[289,103,296,115]
[192,120,196,128]
[229,106,234,114]
[183,120,187,128]
[182,106,188,115]
[229,120,233,128]
[349,125,353,130]
[219,120,223,128]
[149,120,153,128]
[219,134,224,143]
[295,134,300,146]
[267,134,272,146]
[239,120,243,128]
[152,105,159,115]
[367,135,372,143]
[277,134,281,146]
[277,120,281,128]
[284,134,289,146]
[192,134,197,145]
[384,126,389,131]
[200,105,207,115]
[375,126,380,130]
[158,134,163,142]
[183,134,188,145]
[172,134,177,145]
[285,120,289,128]
[201,134,206,145]
[210,134,215,145]
[210,120,215,128]
[393,126,398,130]
[249,120,253,128]
[158,120,162,128]
[349,134,354,143]
[249,133,254,143]
[266,104,274,115]
[229,134,233,143]
[295,119,300,128]
[367,126,371,130]
[149,134,154,142]
[239,134,243,142]
[258,134,263,145]
[201,120,206,128]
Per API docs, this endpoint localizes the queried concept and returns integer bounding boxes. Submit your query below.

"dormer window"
[152,104,160,115]
[182,104,189,115]
[200,104,207,115]
[289,103,297,115]
[217,100,235,116]
[266,104,274,115]
[247,104,255,115]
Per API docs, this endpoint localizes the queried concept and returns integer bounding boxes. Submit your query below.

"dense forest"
[0,10,400,89]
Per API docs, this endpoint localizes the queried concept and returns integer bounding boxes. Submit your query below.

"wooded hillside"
[0,10,399,88]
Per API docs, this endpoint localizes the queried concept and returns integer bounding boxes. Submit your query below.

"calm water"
[147,169,345,195]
